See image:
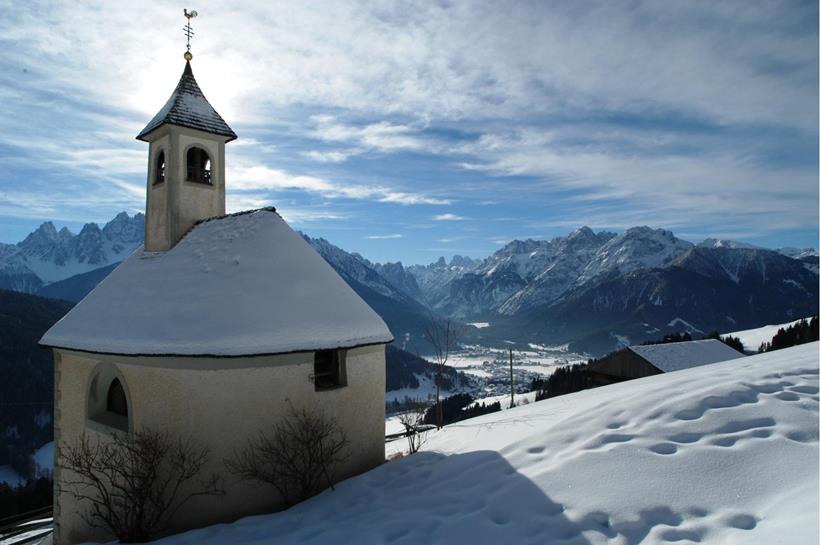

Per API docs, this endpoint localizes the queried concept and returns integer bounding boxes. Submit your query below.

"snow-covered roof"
[40,209,393,356]
[136,61,237,142]
[628,339,744,373]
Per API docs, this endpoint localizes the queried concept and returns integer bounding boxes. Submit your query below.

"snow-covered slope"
[144,343,819,545]
[725,318,813,353]
[698,238,761,250]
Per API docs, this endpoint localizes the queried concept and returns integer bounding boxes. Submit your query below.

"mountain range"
[0,212,144,294]
[1,213,816,355]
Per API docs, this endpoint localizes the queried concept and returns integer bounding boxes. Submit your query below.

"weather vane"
[183,8,198,61]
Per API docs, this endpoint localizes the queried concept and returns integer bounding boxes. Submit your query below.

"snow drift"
[115,344,820,545]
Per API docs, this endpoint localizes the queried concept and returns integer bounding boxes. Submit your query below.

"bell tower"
[136,10,237,252]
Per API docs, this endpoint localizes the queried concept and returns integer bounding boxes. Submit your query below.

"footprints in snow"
[726,513,757,530]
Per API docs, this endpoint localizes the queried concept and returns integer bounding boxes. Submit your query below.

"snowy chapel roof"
[628,339,744,373]
[40,209,393,357]
[136,61,237,142]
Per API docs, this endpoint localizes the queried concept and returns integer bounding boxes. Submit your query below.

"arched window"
[154,150,166,185]
[87,365,130,432]
[186,147,212,185]
[106,378,128,417]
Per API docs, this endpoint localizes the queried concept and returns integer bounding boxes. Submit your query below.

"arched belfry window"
[154,150,166,185]
[186,147,212,185]
[107,378,128,417]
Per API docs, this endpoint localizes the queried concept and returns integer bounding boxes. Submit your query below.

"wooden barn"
[587,339,745,386]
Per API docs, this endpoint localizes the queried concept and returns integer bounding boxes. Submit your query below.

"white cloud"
[277,209,346,224]
[303,150,352,163]
[228,161,450,206]
[433,213,466,221]
[366,234,403,240]
[35,2,809,129]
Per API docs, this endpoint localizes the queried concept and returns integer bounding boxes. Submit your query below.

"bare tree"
[423,316,463,430]
[60,429,222,543]
[225,405,349,507]
[396,400,429,454]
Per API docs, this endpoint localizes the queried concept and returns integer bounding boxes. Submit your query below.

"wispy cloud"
[433,213,466,221]
[366,233,403,240]
[229,161,449,205]
[302,150,352,163]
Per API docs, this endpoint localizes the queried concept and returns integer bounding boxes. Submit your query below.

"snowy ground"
[725,318,812,352]
[136,342,818,545]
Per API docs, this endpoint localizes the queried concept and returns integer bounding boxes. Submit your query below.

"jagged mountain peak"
[2,212,146,286]
[21,221,59,247]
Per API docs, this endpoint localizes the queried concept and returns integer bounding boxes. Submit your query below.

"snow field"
[725,318,812,352]
[142,343,818,545]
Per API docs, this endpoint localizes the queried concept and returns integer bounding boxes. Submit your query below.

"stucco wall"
[145,133,171,252]
[53,344,386,545]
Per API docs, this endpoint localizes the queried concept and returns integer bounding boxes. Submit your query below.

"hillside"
[144,343,818,545]
[0,290,73,478]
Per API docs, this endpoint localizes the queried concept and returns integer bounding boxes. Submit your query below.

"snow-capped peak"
[1,212,145,286]
[578,226,693,284]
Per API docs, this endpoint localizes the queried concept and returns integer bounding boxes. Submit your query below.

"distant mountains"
[1,213,817,355]
[0,212,144,294]
[386,227,818,353]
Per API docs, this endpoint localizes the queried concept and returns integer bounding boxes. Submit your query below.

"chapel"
[41,40,392,545]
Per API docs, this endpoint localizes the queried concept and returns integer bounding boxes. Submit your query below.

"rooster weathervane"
[183,8,198,61]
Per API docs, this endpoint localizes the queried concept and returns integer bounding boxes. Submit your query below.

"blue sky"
[0,0,817,264]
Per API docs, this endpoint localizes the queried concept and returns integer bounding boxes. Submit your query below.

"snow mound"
[143,343,818,545]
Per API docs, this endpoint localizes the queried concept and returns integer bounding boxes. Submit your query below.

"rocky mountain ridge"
[2,213,816,355]
[0,212,145,292]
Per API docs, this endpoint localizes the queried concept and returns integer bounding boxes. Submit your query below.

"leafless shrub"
[397,400,429,454]
[60,429,222,543]
[225,405,349,507]
[423,316,463,429]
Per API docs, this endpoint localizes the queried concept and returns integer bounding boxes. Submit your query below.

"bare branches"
[60,430,222,543]
[225,405,349,507]
[422,316,463,429]
[396,400,429,454]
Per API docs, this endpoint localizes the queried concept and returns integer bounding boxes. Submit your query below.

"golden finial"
[183,9,198,60]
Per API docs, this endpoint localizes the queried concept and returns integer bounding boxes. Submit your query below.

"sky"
[0,0,817,265]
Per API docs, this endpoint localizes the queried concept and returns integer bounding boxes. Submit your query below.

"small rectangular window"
[314,349,346,391]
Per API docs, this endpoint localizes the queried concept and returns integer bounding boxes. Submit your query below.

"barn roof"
[628,339,744,373]
[136,61,237,142]
[40,209,393,357]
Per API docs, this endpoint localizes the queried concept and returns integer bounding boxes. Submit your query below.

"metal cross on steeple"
[183,8,198,61]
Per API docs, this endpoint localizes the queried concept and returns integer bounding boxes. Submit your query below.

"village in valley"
[0,3,818,545]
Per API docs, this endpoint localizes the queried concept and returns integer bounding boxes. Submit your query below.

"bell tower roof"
[136,61,237,142]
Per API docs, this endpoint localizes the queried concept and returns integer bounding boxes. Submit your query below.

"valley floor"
[137,342,817,545]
